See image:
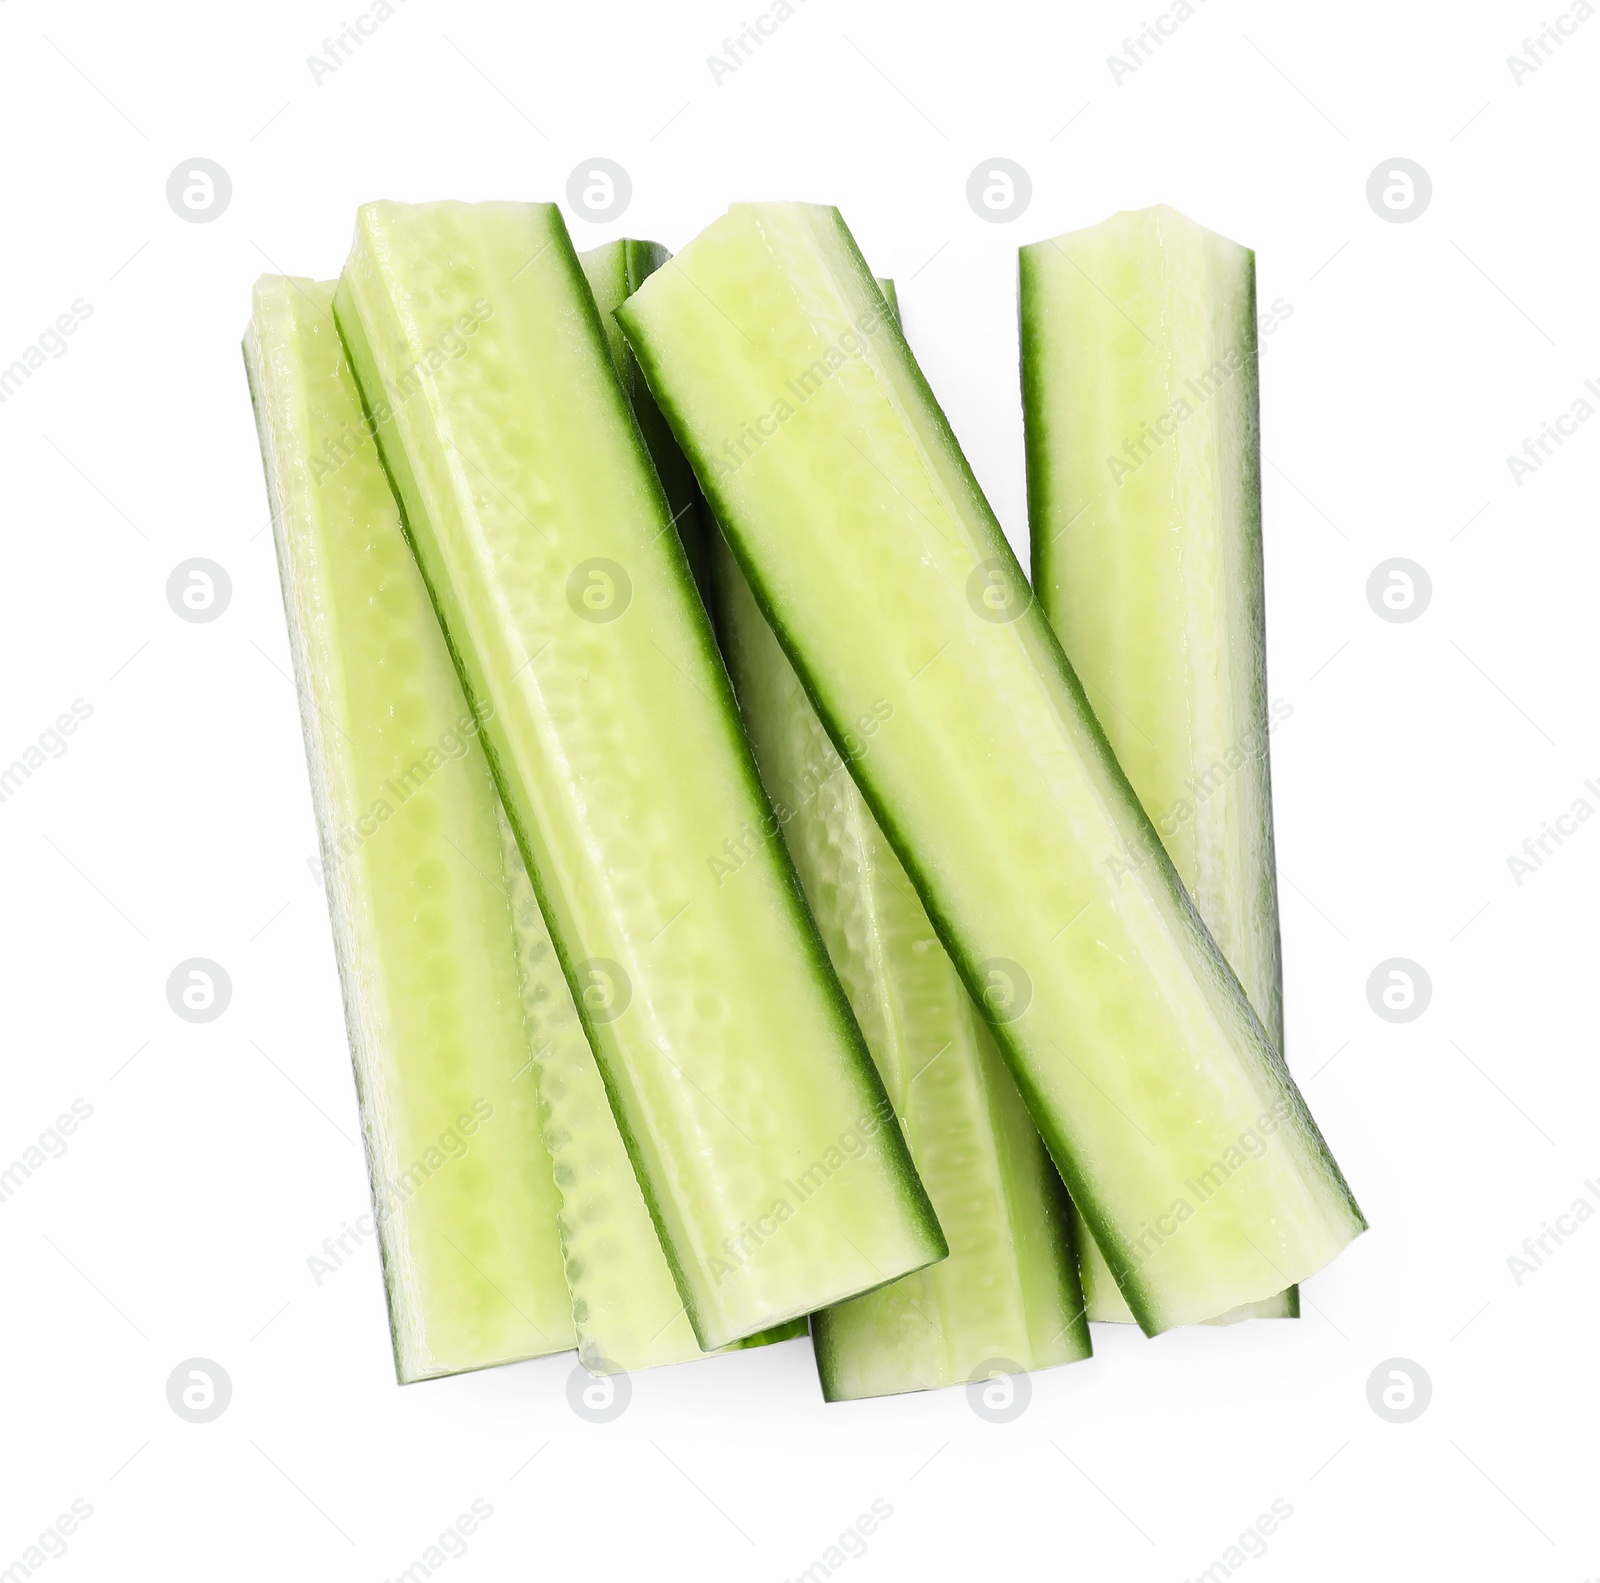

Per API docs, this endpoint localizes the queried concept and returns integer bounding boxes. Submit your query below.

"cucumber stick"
[618,203,1365,1334]
[1022,206,1298,1326]
[713,278,1091,1399]
[334,202,946,1351]
[244,277,573,1382]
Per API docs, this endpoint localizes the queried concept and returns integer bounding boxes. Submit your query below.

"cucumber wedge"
[333,202,946,1351]
[713,278,1090,1399]
[244,276,574,1382]
[618,203,1365,1334]
[1022,206,1298,1325]
[498,807,805,1372]
[578,240,711,607]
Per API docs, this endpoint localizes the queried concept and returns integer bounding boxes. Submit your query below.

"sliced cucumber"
[334,202,946,1351]
[578,240,711,607]
[618,203,1365,1334]
[244,276,574,1382]
[1022,206,1299,1325]
[498,807,804,1372]
[713,278,1090,1400]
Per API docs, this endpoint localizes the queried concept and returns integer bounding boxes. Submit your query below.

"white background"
[1,0,1592,1577]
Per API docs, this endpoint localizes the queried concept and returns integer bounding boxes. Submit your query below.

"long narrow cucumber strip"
[334,202,945,1350]
[619,203,1364,1334]
[498,809,804,1371]
[244,277,573,1382]
[578,240,711,607]
[1022,207,1297,1325]
[713,279,1090,1400]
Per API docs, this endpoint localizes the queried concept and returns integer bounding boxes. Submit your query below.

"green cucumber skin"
[578,239,712,609]
[1020,207,1297,1324]
[618,203,1365,1334]
[713,277,1089,1400]
[333,202,946,1351]
[244,277,574,1382]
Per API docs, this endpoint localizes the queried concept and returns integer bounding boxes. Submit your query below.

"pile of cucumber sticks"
[244,200,1364,1401]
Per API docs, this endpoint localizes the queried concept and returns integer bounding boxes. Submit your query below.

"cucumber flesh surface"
[1023,205,1298,1325]
[618,203,1365,1334]
[334,202,946,1350]
[578,240,712,607]
[498,807,804,1371]
[713,280,1090,1400]
[244,276,574,1382]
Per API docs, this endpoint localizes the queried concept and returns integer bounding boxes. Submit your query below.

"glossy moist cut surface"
[334,202,946,1349]
[619,202,1365,1333]
[245,276,574,1381]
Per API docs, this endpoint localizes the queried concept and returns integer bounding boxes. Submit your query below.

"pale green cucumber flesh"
[498,806,804,1371]
[244,276,573,1382]
[618,202,1365,1335]
[333,201,945,1351]
[578,239,712,607]
[1023,205,1298,1321]
[712,281,1090,1400]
